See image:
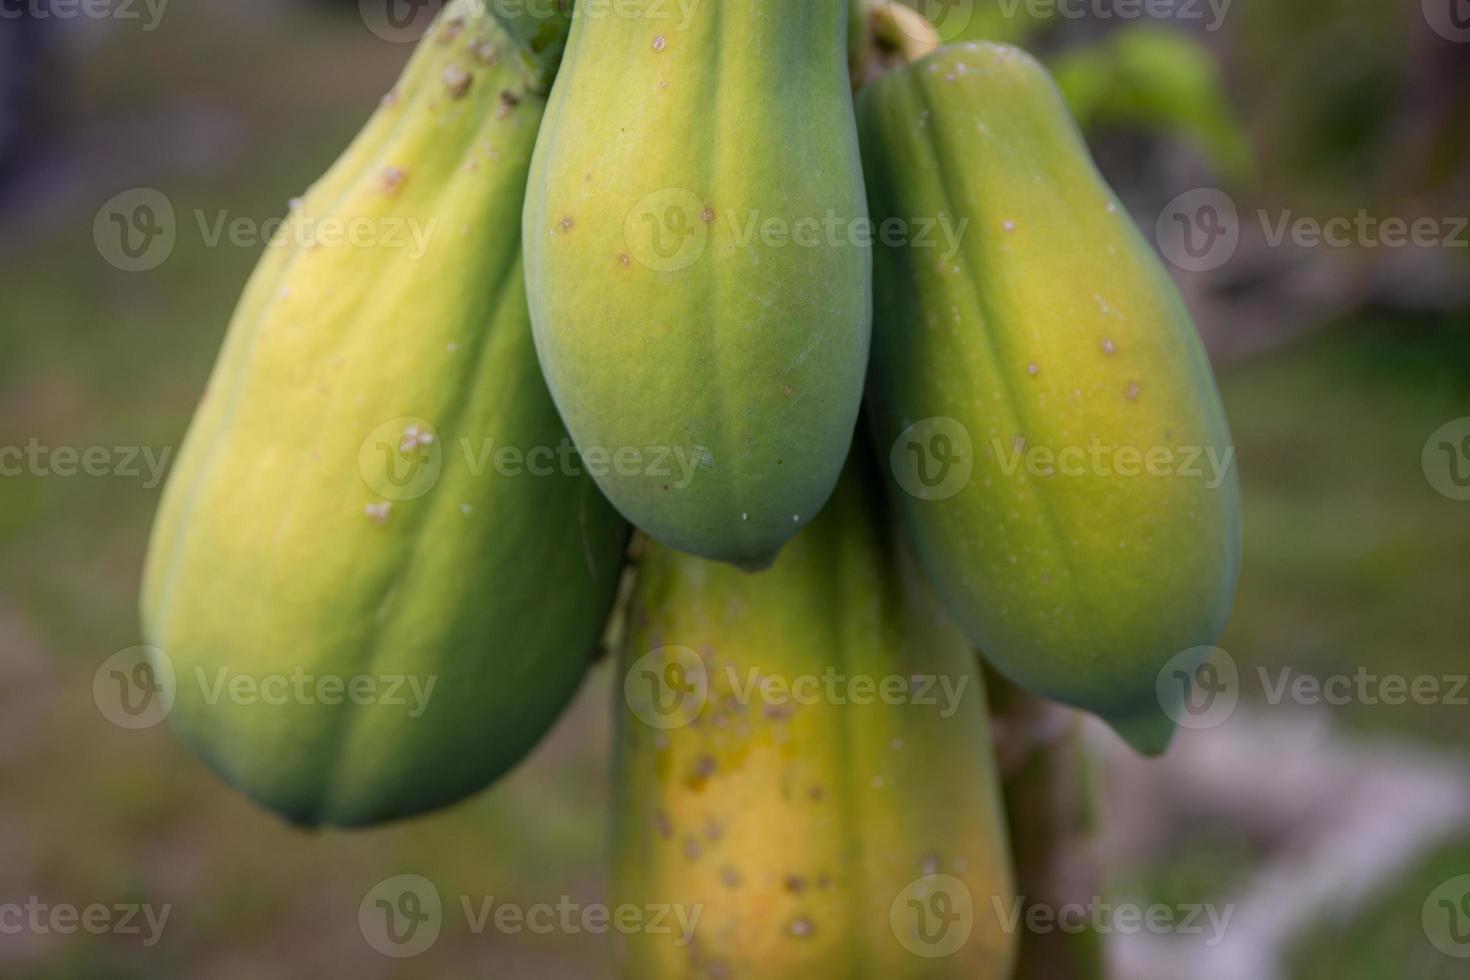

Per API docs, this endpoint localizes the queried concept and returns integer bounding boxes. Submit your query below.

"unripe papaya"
[611,462,1017,978]
[523,0,873,570]
[140,2,628,828]
[856,43,1242,754]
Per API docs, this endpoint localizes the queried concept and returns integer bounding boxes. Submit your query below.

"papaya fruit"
[856,42,1242,754]
[523,0,873,570]
[139,2,628,828]
[611,460,1017,978]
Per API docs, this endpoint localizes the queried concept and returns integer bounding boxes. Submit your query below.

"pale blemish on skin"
[442,65,472,98]
[1125,381,1143,401]
[652,34,667,52]
[380,166,407,196]
[365,502,392,526]
[560,216,575,232]
[1102,338,1118,355]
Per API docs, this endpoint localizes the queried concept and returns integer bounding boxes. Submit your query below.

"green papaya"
[856,43,1242,754]
[611,462,1017,978]
[523,0,873,570]
[140,2,628,828]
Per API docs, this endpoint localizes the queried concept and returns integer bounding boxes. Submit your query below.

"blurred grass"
[2,4,1467,979]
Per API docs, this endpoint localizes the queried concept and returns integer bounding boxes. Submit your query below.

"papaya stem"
[870,2,942,65]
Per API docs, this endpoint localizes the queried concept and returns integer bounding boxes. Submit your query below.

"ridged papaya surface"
[856,43,1242,754]
[140,3,628,828]
[612,464,1016,978]
[523,0,872,570]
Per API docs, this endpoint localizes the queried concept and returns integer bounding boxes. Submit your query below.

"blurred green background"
[1,1,1467,977]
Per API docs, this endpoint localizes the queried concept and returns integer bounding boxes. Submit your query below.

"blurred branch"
[988,669,1109,980]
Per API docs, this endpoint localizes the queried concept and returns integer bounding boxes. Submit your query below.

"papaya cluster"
[141,0,1240,974]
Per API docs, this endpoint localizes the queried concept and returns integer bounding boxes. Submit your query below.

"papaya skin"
[856,43,1242,754]
[140,3,628,828]
[612,463,1017,979]
[523,0,873,570]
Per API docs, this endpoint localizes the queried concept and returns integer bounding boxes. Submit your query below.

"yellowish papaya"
[611,462,1017,978]
[140,2,628,827]
[523,0,873,570]
[856,43,1242,754]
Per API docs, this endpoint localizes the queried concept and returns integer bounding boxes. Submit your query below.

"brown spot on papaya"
[560,216,575,232]
[497,90,520,119]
